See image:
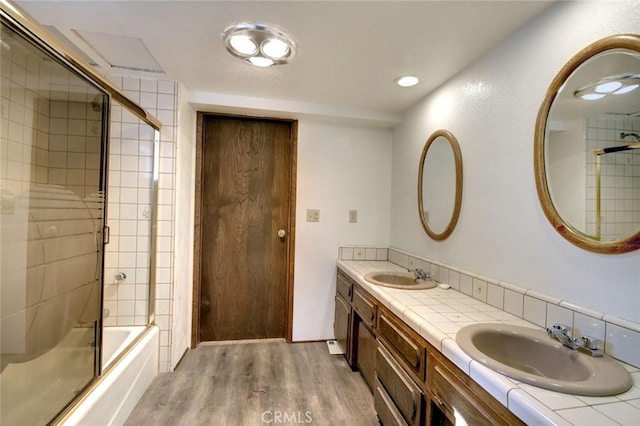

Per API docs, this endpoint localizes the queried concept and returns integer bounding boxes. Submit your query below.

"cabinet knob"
[277,229,286,238]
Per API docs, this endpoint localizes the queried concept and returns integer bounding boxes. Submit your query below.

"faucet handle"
[578,335,604,357]
[580,335,601,350]
[411,268,430,280]
[551,323,571,334]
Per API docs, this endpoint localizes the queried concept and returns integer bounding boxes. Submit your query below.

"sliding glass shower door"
[0,18,107,424]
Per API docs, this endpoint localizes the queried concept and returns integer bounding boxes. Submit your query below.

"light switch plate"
[306,209,320,222]
[349,210,357,223]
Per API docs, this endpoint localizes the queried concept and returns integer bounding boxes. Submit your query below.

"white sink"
[363,271,437,290]
[456,323,632,396]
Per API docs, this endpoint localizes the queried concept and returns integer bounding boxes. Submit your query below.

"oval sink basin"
[456,323,632,396]
[363,272,437,290]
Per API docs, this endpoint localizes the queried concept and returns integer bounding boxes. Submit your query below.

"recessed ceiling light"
[229,35,258,56]
[614,84,639,95]
[262,39,289,59]
[581,93,606,100]
[222,23,296,67]
[574,74,640,101]
[594,81,622,93]
[249,56,274,67]
[395,75,420,88]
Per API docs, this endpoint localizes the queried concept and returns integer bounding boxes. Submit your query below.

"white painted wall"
[293,120,392,341]
[171,83,197,368]
[390,1,640,323]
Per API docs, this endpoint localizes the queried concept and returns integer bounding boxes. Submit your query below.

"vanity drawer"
[378,310,425,378]
[374,379,409,426]
[430,363,498,426]
[336,271,353,301]
[352,288,376,327]
[376,345,423,425]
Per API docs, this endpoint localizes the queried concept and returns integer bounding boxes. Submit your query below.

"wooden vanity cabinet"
[426,350,524,426]
[335,267,523,426]
[334,271,354,366]
[353,287,376,328]
[376,344,424,425]
[356,320,377,391]
[378,308,426,381]
[352,286,378,391]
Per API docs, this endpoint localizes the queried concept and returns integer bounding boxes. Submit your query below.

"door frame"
[191,112,297,347]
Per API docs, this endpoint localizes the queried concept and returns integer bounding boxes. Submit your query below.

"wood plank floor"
[125,340,377,425]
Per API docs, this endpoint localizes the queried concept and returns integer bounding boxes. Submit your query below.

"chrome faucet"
[411,268,430,281]
[546,323,603,357]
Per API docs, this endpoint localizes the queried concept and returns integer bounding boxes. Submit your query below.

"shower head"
[620,132,640,142]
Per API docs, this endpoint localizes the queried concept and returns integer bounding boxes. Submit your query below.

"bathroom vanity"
[334,266,523,425]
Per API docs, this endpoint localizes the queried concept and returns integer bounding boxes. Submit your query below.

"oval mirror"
[418,129,463,240]
[534,34,640,253]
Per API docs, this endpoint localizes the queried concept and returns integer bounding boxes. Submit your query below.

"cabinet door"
[429,361,495,426]
[375,380,409,426]
[356,321,376,392]
[334,294,351,361]
[376,345,424,425]
[336,271,353,301]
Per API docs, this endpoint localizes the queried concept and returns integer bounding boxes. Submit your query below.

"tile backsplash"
[338,245,640,368]
[585,117,640,241]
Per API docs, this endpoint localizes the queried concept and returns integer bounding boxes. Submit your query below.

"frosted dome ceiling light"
[574,74,640,100]
[395,75,420,88]
[594,81,622,93]
[249,56,274,68]
[614,84,639,95]
[222,23,296,67]
[262,39,289,59]
[229,35,257,55]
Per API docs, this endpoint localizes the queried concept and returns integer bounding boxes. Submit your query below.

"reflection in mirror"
[418,130,463,241]
[535,34,640,253]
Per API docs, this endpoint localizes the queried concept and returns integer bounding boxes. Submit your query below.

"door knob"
[277,229,286,238]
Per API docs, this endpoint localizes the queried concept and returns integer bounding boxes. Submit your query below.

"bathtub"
[102,326,147,369]
[61,325,159,425]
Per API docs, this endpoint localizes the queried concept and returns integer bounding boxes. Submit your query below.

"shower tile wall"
[1,33,105,425]
[1,42,47,192]
[585,117,640,240]
[104,76,177,372]
[1,41,103,346]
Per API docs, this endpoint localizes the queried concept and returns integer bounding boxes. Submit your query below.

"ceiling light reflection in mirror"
[534,35,640,253]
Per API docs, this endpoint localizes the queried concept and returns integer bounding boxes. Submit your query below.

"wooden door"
[195,114,296,342]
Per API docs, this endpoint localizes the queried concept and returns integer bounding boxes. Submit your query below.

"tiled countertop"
[337,260,640,426]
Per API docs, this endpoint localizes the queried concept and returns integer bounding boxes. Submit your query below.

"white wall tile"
[459,274,472,296]
[605,323,640,367]
[472,278,487,303]
[487,283,504,309]
[448,270,460,291]
[573,313,605,345]
[546,304,574,330]
[523,296,547,327]
[504,289,524,317]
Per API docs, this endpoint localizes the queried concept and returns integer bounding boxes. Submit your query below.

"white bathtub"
[102,326,147,369]
[62,325,159,426]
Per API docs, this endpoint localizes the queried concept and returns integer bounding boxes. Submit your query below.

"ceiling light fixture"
[395,75,420,88]
[574,74,640,100]
[222,23,296,67]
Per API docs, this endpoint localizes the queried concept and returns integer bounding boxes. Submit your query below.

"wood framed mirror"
[418,129,463,241]
[534,34,640,254]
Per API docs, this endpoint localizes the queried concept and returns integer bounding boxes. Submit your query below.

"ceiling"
[16,1,554,118]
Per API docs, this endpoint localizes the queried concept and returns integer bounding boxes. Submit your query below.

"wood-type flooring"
[125,340,377,426]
